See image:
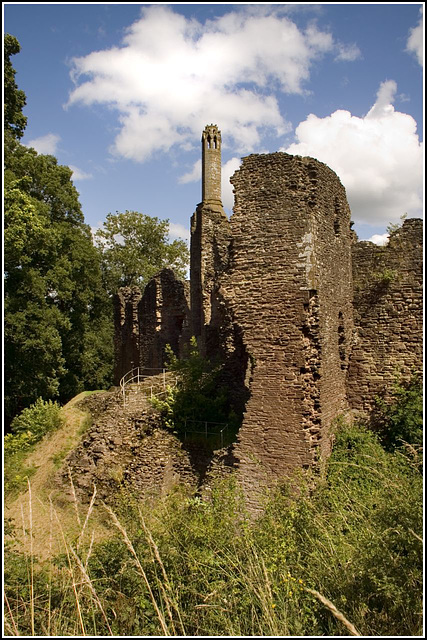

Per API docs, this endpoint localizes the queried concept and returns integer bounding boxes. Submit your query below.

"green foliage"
[3,421,423,636]
[4,34,27,139]
[4,38,113,422]
[4,398,63,495]
[153,338,239,444]
[386,212,407,237]
[374,267,398,286]
[12,397,62,436]
[94,210,189,295]
[374,374,423,452]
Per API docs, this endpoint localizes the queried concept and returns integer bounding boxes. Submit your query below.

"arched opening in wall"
[213,135,218,149]
[338,311,346,369]
[206,134,212,149]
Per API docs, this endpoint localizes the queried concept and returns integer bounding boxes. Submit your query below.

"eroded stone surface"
[347,219,423,416]
[110,127,423,509]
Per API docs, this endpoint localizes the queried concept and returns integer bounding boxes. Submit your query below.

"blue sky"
[4,3,424,246]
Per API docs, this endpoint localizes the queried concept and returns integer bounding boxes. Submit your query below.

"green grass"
[4,417,423,637]
[4,391,105,496]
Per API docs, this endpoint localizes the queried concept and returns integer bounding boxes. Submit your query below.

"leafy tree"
[4,163,113,419]
[4,33,27,140]
[94,210,189,295]
[4,36,113,424]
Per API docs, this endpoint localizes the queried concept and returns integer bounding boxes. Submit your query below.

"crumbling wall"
[214,153,353,509]
[113,271,190,384]
[138,268,190,371]
[190,202,231,344]
[113,286,142,385]
[347,218,423,415]
[61,392,199,502]
[112,133,423,511]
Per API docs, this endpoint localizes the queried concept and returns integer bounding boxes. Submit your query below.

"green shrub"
[374,374,423,451]
[153,337,240,444]
[4,397,63,495]
[10,397,63,440]
[374,267,398,285]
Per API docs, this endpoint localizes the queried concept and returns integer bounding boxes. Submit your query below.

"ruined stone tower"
[113,272,190,383]
[112,125,423,510]
[209,153,355,509]
[190,125,231,348]
[202,124,222,204]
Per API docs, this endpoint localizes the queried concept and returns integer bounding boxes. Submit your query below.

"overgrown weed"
[4,416,423,636]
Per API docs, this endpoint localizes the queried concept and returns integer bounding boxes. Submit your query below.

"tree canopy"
[94,210,189,295]
[4,148,114,420]
[4,34,27,140]
[4,36,113,423]
[4,35,189,426]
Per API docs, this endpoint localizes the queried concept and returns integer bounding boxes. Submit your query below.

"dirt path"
[4,392,113,560]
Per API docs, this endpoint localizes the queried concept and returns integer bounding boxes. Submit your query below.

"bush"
[10,397,63,439]
[4,397,63,494]
[374,374,423,451]
[153,338,240,444]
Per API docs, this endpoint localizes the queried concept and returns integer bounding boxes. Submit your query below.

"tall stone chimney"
[190,125,231,348]
[202,124,222,205]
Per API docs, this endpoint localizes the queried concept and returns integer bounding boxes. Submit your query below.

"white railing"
[119,367,177,407]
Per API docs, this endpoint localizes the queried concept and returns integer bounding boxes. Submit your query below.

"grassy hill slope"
[4,391,113,560]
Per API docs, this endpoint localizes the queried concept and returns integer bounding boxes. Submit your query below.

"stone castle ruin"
[113,125,423,506]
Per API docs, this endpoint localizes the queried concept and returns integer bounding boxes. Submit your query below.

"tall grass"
[4,420,423,636]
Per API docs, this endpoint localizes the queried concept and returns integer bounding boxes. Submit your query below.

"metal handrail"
[120,367,174,407]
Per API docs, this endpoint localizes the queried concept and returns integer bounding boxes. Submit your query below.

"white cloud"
[69,165,93,181]
[169,222,190,242]
[406,7,423,66]
[283,80,423,226]
[67,5,355,162]
[178,159,201,184]
[334,42,361,62]
[222,157,242,212]
[26,133,60,155]
[368,233,389,246]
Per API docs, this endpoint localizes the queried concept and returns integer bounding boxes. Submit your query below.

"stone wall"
[113,286,142,385]
[61,390,236,504]
[190,202,231,348]
[213,153,353,509]
[111,130,423,510]
[61,391,199,502]
[347,218,423,415]
[113,270,190,384]
[138,268,190,371]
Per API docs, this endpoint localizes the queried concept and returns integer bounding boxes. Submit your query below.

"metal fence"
[120,367,177,407]
[182,419,229,448]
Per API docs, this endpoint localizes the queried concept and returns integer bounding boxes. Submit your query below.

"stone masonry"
[113,125,423,506]
[347,219,423,415]
[190,125,232,349]
[114,269,190,383]
[209,153,354,507]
